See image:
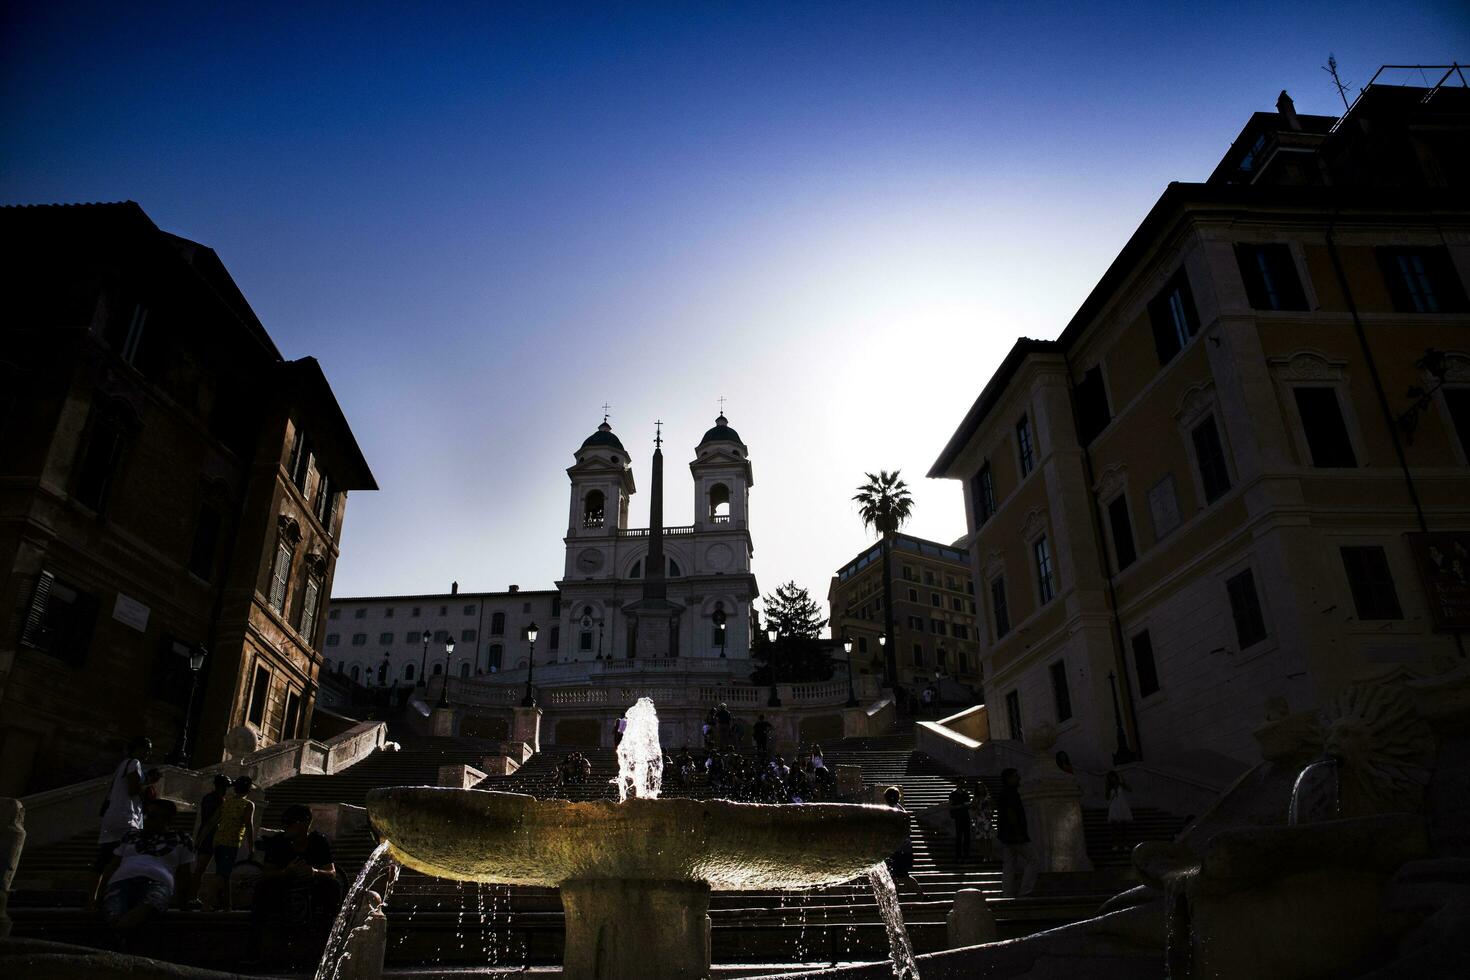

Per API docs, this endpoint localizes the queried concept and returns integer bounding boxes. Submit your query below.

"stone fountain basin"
[366,787,909,890]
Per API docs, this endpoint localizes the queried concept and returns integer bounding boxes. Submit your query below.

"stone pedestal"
[437,764,487,789]
[835,764,864,799]
[1020,724,1092,874]
[513,706,543,754]
[946,887,997,948]
[430,707,457,737]
[560,878,711,980]
[842,707,869,738]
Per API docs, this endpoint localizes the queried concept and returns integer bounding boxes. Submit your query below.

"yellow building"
[929,79,1470,777]
[828,532,983,696]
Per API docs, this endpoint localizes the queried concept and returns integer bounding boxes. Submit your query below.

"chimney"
[509,584,520,593]
[451,581,459,595]
[1277,90,1301,130]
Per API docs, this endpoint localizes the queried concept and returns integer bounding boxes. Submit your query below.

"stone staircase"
[7,724,1188,973]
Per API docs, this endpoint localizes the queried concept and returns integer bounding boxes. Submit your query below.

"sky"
[4,1,1468,608]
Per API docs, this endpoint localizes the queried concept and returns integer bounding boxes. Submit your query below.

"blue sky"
[5,2,1467,606]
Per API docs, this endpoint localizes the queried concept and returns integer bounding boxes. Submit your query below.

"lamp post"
[437,637,456,707]
[843,636,858,707]
[521,622,540,707]
[172,645,208,766]
[766,627,781,707]
[417,631,430,687]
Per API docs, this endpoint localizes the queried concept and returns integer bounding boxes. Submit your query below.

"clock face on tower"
[576,548,605,573]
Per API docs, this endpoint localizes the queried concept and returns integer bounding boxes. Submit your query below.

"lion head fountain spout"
[366,698,909,980]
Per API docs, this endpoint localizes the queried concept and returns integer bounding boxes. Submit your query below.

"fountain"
[366,698,912,979]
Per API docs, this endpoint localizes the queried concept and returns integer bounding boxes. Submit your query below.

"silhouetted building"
[0,202,375,794]
[929,73,1470,775]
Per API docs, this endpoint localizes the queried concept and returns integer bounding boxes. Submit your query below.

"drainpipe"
[1324,217,1465,658]
[1062,352,1142,762]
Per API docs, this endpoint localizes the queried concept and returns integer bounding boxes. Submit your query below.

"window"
[269,540,294,614]
[1075,366,1112,445]
[550,626,560,650]
[1107,495,1137,571]
[354,608,366,619]
[282,691,301,740]
[579,630,593,651]
[1034,536,1055,604]
[350,664,360,682]
[708,482,731,521]
[379,632,394,644]
[74,410,127,512]
[488,644,503,670]
[461,629,476,642]
[907,615,924,631]
[1447,389,1470,462]
[104,301,149,364]
[930,592,941,607]
[924,570,936,585]
[1049,661,1073,722]
[314,473,335,529]
[1016,416,1035,476]
[950,597,962,611]
[329,609,340,620]
[583,489,606,528]
[952,624,969,640]
[1225,569,1268,649]
[491,612,505,635]
[1005,690,1022,740]
[432,663,442,676]
[403,662,415,681]
[18,571,98,666]
[412,606,421,617]
[299,577,322,641]
[990,577,1010,639]
[351,633,366,646]
[907,588,918,602]
[326,633,340,647]
[463,604,475,615]
[902,565,915,581]
[247,665,270,726]
[440,605,448,615]
[385,607,394,618]
[1341,546,1403,620]
[1377,246,1468,314]
[1191,415,1232,503]
[912,643,925,666]
[931,619,947,636]
[858,636,868,653]
[971,463,996,525]
[287,429,310,492]
[459,662,470,678]
[1294,388,1357,467]
[1132,630,1160,697]
[1236,244,1307,311]
[1148,267,1200,364]
[433,629,448,642]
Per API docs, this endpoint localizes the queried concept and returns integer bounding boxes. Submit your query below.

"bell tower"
[565,417,635,579]
[690,413,753,533]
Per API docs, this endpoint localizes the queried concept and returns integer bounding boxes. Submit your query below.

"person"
[1105,770,1135,852]
[809,743,825,772]
[753,715,773,758]
[996,768,1036,897]
[788,765,810,803]
[1055,751,1074,775]
[715,702,732,748]
[702,711,716,751]
[245,804,341,964]
[881,786,926,897]
[974,783,995,860]
[614,717,627,748]
[200,776,256,910]
[93,798,195,950]
[189,774,232,905]
[141,768,164,803]
[92,736,151,907]
[948,781,975,861]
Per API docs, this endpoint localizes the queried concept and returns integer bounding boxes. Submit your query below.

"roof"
[279,357,377,491]
[834,531,971,584]
[699,414,742,446]
[927,337,1059,476]
[330,588,560,604]
[581,421,626,452]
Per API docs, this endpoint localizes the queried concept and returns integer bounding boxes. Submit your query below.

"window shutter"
[1269,246,1308,310]
[1235,244,1270,310]
[1148,291,1180,365]
[1175,270,1200,336]
[20,570,55,648]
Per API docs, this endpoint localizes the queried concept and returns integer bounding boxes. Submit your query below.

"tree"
[852,470,914,689]
[750,581,832,684]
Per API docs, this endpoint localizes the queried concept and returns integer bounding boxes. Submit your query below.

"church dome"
[581,421,626,452]
[699,414,742,446]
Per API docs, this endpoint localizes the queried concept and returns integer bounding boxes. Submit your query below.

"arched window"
[460,661,470,678]
[491,612,505,635]
[708,483,730,521]
[403,662,415,681]
[432,662,442,676]
[488,644,503,671]
[629,559,642,579]
[669,558,682,577]
[350,664,360,681]
[377,661,388,684]
[337,661,345,674]
[583,489,606,528]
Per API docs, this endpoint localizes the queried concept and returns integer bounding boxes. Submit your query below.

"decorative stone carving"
[981,550,1005,582]
[304,551,328,577]
[1020,508,1047,543]
[1275,349,1346,382]
[223,724,260,760]
[1439,351,1470,384]
[1318,680,1435,819]
[1094,462,1127,501]
[1172,381,1216,427]
[276,513,302,544]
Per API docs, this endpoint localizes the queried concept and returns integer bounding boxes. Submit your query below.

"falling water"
[1289,756,1341,825]
[315,840,398,980]
[867,863,920,980]
[614,696,664,801]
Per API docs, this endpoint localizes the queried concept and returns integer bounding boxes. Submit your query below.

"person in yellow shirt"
[199,776,255,910]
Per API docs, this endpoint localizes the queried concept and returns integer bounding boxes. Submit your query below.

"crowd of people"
[87,736,343,964]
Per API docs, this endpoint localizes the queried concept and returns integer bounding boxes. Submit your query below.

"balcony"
[617,525,695,537]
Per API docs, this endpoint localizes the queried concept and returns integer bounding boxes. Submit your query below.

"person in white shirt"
[94,798,195,947]
[90,736,151,907]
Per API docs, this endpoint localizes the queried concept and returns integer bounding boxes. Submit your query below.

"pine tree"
[751,581,833,684]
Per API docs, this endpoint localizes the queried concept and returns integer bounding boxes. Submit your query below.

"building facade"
[0,202,375,794]
[828,533,983,694]
[929,81,1470,776]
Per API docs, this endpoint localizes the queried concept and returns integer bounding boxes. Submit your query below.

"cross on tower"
[717,395,727,415]
[601,402,611,423]
[654,420,663,448]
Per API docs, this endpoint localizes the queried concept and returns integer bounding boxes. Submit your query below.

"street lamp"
[437,637,456,707]
[522,622,540,707]
[172,645,208,766]
[417,631,430,687]
[766,626,781,707]
[843,636,858,707]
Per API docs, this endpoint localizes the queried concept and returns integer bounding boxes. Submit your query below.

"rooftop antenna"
[1323,54,1354,113]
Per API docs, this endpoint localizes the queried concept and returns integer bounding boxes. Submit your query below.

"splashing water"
[867,863,920,980]
[315,840,398,980]
[615,697,663,802]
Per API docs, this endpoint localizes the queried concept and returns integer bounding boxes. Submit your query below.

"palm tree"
[853,470,914,690]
